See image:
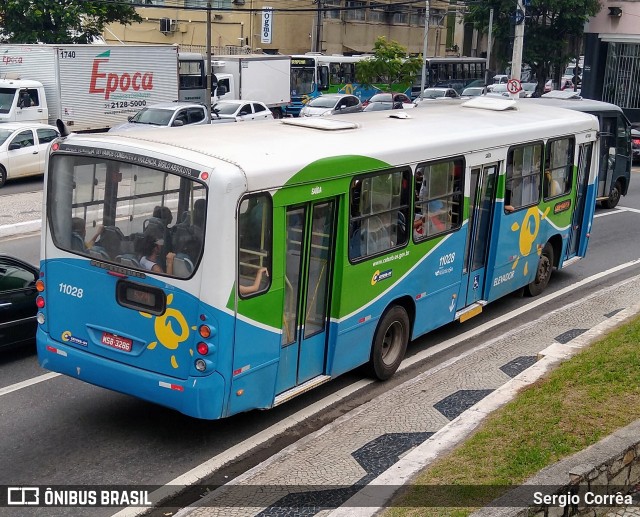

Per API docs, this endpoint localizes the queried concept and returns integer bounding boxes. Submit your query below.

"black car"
[0,255,39,349]
[632,128,640,165]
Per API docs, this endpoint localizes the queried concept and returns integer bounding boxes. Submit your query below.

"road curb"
[0,219,41,240]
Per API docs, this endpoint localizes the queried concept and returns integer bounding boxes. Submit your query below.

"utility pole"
[314,0,323,53]
[205,0,212,115]
[485,8,493,88]
[509,0,525,99]
[418,0,430,101]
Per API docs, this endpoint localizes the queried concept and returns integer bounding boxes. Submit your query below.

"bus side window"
[505,143,542,212]
[544,137,574,199]
[348,169,411,262]
[238,193,272,297]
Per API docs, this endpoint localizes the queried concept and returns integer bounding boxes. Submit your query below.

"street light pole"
[485,8,493,88]
[509,0,525,99]
[205,0,212,115]
[419,0,430,101]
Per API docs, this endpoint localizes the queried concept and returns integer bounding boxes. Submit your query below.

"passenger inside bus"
[545,169,562,197]
[239,266,269,295]
[71,217,104,252]
[139,234,175,275]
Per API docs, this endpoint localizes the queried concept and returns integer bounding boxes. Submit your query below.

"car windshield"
[0,88,17,114]
[522,83,537,92]
[0,129,14,146]
[492,84,508,93]
[363,102,392,111]
[130,108,174,126]
[308,97,340,108]
[368,93,392,103]
[422,90,445,99]
[212,103,240,115]
[462,88,483,96]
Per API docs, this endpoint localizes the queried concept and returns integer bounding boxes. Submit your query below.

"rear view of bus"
[36,136,222,419]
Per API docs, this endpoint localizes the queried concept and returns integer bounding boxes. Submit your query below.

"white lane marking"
[111,258,640,517]
[0,372,60,397]
[618,206,640,214]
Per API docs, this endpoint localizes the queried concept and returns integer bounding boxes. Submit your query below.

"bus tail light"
[36,296,45,308]
[195,359,207,372]
[36,280,45,292]
[197,342,209,355]
[199,325,211,338]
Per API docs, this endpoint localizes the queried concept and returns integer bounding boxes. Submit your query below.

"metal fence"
[602,42,640,110]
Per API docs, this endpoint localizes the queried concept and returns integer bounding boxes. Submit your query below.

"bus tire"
[525,242,554,297]
[0,166,5,188]
[368,305,409,381]
[601,180,622,209]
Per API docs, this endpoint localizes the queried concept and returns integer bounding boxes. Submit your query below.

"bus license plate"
[101,332,133,352]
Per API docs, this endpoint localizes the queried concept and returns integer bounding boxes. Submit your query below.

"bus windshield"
[291,67,315,96]
[48,153,206,279]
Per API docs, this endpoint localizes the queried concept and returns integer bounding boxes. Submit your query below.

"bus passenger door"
[276,200,336,395]
[462,163,497,306]
[566,143,593,258]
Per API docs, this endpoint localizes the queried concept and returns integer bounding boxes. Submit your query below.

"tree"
[356,36,423,93]
[464,0,600,95]
[0,0,142,44]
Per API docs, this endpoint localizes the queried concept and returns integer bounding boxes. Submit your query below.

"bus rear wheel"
[526,243,554,297]
[368,305,409,381]
[601,180,622,209]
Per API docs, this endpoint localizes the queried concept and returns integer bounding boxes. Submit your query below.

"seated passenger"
[71,217,103,251]
[240,267,269,295]
[139,233,175,275]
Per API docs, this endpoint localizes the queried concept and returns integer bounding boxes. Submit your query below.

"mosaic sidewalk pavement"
[178,275,640,517]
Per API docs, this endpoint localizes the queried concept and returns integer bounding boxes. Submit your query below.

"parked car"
[544,78,575,93]
[0,255,38,349]
[109,102,210,132]
[299,94,363,117]
[415,88,460,101]
[461,86,486,97]
[362,92,412,109]
[0,122,59,188]
[486,83,536,98]
[632,127,640,164]
[211,100,274,123]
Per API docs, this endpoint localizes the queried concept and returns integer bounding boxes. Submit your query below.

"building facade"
[104,0,484,59]
[583,0,640,122]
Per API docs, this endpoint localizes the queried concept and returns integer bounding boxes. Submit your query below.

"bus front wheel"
[526,243,554,297]
[601,180,622,209]
[368,305,409,381]
[0,166,6,188]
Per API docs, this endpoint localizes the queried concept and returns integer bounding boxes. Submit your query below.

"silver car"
[299,94,363,117]
[109,102,209,132]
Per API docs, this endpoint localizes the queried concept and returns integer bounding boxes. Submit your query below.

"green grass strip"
[384,314,640,517]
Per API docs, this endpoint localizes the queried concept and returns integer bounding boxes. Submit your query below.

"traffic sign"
[514,8,525,25]
[507,78,522,94]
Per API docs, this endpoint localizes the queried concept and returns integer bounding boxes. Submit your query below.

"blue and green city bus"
[36,98,599,419]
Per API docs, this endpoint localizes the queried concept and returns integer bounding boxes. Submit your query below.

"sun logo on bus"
[509,206,551,277]
[140,293,190,369]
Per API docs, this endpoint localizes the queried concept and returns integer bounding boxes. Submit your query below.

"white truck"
[211,54,291,118]
[0,44,190,132]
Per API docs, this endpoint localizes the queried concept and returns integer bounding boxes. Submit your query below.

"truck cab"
[0,79,48,124]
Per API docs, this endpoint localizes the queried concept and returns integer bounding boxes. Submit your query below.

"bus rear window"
[48,154,207,279]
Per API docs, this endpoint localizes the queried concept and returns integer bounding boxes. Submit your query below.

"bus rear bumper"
[36,329,225,420]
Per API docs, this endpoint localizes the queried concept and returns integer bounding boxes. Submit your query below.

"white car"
[414,88,460,102]
[0,122,59,188]
[211,100,274,123]
[109,102,210,132]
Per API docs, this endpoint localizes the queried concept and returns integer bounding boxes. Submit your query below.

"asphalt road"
[1,171,639,516]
